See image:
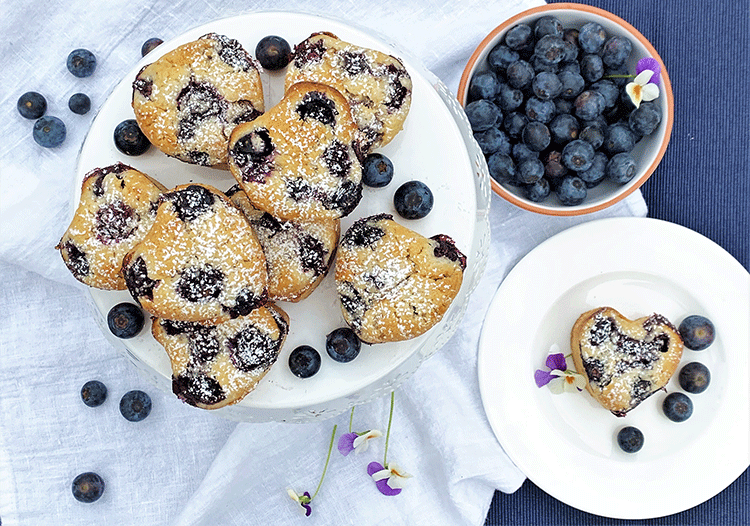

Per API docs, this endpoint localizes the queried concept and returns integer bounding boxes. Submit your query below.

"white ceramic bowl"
[458,3,673,216]
[74,11,491,422]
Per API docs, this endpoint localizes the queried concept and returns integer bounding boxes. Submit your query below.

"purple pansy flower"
[534,347,586,394]
[635,57,661,86]
[368,461,412,496]
[338,429,383,456]
[287,489,312,516]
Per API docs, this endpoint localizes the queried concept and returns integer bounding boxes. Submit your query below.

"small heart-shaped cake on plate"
[571,307,683,416]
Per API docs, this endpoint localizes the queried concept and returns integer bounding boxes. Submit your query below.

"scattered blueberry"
[326,327,361,363]
[17,91,47,119]
[67,48,97,78]
[33,116,66,148]
[617,426,644,453]
[362,153,394,188]
[80,380,107,407]
[394,180,433,220]
[119,390,152,422]
[107,302,145,339]
[679,315,715,350]
[114,119,151,156]
[663,392,693,422]
[255,35,292,71]
[289,345,321,378]
[141,37,164,57]
[68,93,91,115]
[72,472,105,503]
[678,362,711,394]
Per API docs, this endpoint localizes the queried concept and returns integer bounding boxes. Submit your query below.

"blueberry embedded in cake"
[152,303,289,409]
[56,163,166,290]
[131,33,264,166]
[226,185,340,302]
[227,81,363,222]
[121,183,268,323]
[335,214,465,344]
[570,307,684,416]
[285,32,412,156]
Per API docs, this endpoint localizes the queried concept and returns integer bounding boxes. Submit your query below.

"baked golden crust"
[571,307,683,416]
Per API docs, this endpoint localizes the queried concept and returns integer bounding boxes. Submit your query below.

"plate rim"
[477,216,750,519]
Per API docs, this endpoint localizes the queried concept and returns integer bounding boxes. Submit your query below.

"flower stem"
[348,406,355,433]
[310,424,337,500]
[383,391,395,467]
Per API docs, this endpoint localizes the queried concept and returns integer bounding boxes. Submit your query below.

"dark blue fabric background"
[484,0,750,523]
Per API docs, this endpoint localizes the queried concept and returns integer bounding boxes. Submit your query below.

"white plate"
[477,217,750,519]
[74,12,491,422]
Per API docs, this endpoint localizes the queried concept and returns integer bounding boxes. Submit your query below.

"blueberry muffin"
[226,185,339,302]
[335,214,466,344]
[285,32,412,156]
[122,183,268,323]
[132,33,264,166]
[56,163,166,290]
[571,307,684,416]
[152,303,289,410]
[227,81,362,222]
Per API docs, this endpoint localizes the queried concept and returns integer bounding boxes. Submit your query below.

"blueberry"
[107,302,145,339]
[549,113,579,146]
[534,16,563,39]
[516,158,544,184]
[578,152,608,188]
[574,91,606,121]
[601,36,633,68]
[530,55,559,74]
[506,60,535,90]
[521,121,550,152]
[604,123,637,155]
[464,99,501,132]
[487,152,516,184]
[561,139,595,172]
[141,37,163,57]
[558,70,585,99]
[68,93,91,115]
[362,153,394,188]
[288,345,321,378]
[523,177,550,202]
[494,83,524,112]
[543,150,568,180]
[80,380,107,407]
[512,142,538,164]
[580,53,604,83]
[532,72,563,101]
[525,97,556,123]
[67,48,97,78]
[534,35,567,66]
[503,111,528,138]
[72,472,105,503]
[119,390,152,422]
[114,119,150,156]
[474,126,511,156]
[679,362,711,394]
[628,101,662,136]
[326,327,361,363]
[578,22,607,54]
[17,91,47,119]
[679,315,715,350]
[589,80,619,110]
[579,123,605,150]
[606,152,637,184]
[504,23,533,51]
[394,180,434,220]
[469,70,500,100]
[617,426,644,453]
[487,44,519,73]
[663,392,693,422]
[556,176,587,206]
[33,116,66,148]
[255,35,292,71]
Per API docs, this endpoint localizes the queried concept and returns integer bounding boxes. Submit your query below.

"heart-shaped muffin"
[570,307,683,416]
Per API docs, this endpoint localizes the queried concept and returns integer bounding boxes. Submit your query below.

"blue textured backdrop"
[484,0,750,523]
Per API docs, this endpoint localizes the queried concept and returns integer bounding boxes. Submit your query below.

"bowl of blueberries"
[458,3,673,215]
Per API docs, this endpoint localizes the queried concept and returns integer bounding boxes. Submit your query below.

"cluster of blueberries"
[617,315,714,453]
[465,16,662,206]
[16,49,97,148]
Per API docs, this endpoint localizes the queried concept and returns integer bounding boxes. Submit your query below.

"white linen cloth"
[0,0,648,524]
